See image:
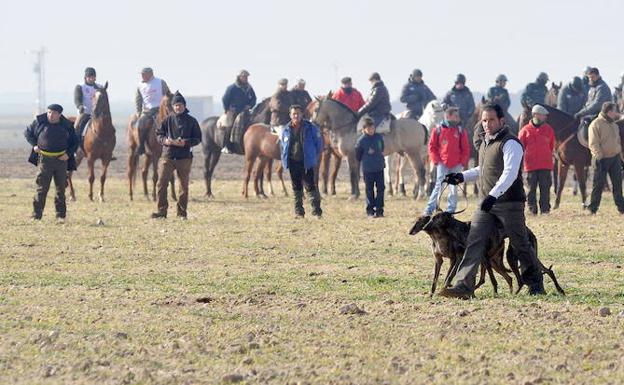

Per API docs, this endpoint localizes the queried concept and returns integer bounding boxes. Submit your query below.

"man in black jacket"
[24,104,78,221]
[358,72,392,128]
[151,91,202,219]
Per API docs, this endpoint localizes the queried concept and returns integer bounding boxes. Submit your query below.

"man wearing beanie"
[443,74,475,128]
[24,104,78,222]
[518,104,556,215]
[400,69,436,119]
[151,91,202,219]
[74,67,102,140]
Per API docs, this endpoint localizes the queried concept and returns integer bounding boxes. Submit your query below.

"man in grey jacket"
[574,67,612,120]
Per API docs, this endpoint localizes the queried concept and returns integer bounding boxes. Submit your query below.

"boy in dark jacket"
[151,91,202,219]
[355,118,385,217]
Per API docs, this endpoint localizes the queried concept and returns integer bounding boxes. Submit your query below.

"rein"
[436,182,468,215]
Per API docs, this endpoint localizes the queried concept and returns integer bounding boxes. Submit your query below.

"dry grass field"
[1,174,623,384]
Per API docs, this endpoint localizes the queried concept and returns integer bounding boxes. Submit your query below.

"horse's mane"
[92,88,110,119]
[324,97,358,120]
[252,97,270,115]
[539,104,577,139]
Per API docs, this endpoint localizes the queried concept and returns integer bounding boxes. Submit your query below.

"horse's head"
[161,90,174,114]
[92,81,110,118]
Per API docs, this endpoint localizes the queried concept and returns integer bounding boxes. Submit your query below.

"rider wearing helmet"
[74,67,102,138]
[442,73,475,128]
[400,69,437,119]
[521,72,549,107]
[486,74,510,113]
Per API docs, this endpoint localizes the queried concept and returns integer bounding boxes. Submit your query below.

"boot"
[310,190,322,218]
[294,190,305,217]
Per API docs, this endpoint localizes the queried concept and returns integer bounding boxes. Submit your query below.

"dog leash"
[435,182,468,215]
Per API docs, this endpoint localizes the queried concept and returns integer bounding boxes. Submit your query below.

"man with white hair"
[134,67,171,154]
[518,104,555,215]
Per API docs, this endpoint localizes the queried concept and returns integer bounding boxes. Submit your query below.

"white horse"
[385,100,445,197]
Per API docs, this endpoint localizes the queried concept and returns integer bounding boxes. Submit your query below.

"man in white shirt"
[135,67,171,154]
[440,103,545,298]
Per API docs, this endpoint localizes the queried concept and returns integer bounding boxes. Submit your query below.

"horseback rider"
[135,67,171,154]
[581,66,592,98]
[443,74,475,128]
[332,77,365,113]
[521,72,549,107]
[290,79,312,110]
[220,69,257,152]
[357,72,392,129]
[574,67,612,121]
[486,74,511,113]
[557,76,587,116]
[74,67,101,140]
[270,78,294,136]
[400,69,437,119]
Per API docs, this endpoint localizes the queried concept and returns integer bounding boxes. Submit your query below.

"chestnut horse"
[68,82,116,202]
[126,92,176,201]
[241,123,288,198]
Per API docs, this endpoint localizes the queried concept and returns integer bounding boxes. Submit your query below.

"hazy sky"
[3,0,623,107]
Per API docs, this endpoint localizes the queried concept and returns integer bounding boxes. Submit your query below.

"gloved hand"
[443,173,464,185]
[480,195,497,212]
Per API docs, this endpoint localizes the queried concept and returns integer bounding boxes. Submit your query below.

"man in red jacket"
[331,77,365,112]
[518,104,555,215]
[423,107,470,215]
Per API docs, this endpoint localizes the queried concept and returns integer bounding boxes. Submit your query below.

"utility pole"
[29,47,47,114]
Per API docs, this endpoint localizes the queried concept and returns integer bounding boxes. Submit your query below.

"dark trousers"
[288,159,321,216]
[588,155,624,213]
[363,171,385,214]
[156,157,192,217]
[526,169,552,214]
[32,155,68,219]
[453,201,543,292]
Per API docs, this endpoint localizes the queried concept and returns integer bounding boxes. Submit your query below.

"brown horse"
[241,123,288,198]
[307,97,342,195]
[126,92,176,201]
[69,82,116,202]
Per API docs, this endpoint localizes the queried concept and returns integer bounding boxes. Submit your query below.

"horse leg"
[127,148,137,201]
[320,150,329,195]
[99,159,110,203]
[575,162,589,208]
[330,154,341,196]
[398,155,407,197]
[204,149,221,198]
[276,161,288,197]
[404,151,426,200]
[141,154,150,200]
[67,171,76,202]
[552,157,559,195]
[347,154,360,200]
[430,256,443,297]
[265,159,274,196]
[253,157,267,198]
[87,157,95,201]
[242,154,255,198]
[554,162,569,210]
[384,156,394,196]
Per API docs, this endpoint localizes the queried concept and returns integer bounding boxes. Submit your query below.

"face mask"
[532,117,543,126]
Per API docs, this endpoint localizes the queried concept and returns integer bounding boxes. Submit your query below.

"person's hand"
[164,138,172,146]
[78,105,85,114]
[443,172,464,185]
[58,153,69,161]
[480,195,497,212]
[174,138,186,147]
[33,146,40,153]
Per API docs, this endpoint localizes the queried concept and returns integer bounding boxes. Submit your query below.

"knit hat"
[411,69,423,78]
[537,72,549,83]
[531,104,549,115]
[171,91,186,106]
[84,67,96,77]
[496,74,507,82]
[455,73,466,84]
[47,104,63,113]
[368,72,381,81]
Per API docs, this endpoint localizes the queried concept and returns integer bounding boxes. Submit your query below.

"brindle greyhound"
[409,187,565,296]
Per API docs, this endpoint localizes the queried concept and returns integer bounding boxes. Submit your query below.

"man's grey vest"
[477,128,526,203]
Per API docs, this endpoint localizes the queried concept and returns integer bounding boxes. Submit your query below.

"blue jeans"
[423,163,463,215]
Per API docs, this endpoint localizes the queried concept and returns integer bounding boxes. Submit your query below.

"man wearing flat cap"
[151,91,202,219]
[74,67,102,141]
[24,104,78,222]
[134,67,171,154]
[270,78,294,136]
[220,70,257,152]
[290,79,313,113]
[518,104,555,215]
[358,72,392,129]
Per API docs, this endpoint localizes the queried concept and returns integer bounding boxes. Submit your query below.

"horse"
[126,91,176,201]
[200,98,271,197]
[545,82,562,107]
[241,123,288,198]
[67,82,116,202]
[537,104,592,209]
[307,96,343,196]
[313,98,427,200]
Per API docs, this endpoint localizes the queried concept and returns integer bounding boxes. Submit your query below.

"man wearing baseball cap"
[518,104,555,215]
[134,67,171,154]
[220,70,257,152]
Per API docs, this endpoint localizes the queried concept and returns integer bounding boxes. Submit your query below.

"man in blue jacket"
[557,77,586,116]
[400,69,436,119]
[220,70,257,151]
[280,105,324,218]
[443,74,475,128]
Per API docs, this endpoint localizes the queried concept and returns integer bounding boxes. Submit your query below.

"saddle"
[225,110,250,154]
[357,113,395,134]
[577,115,595,148]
